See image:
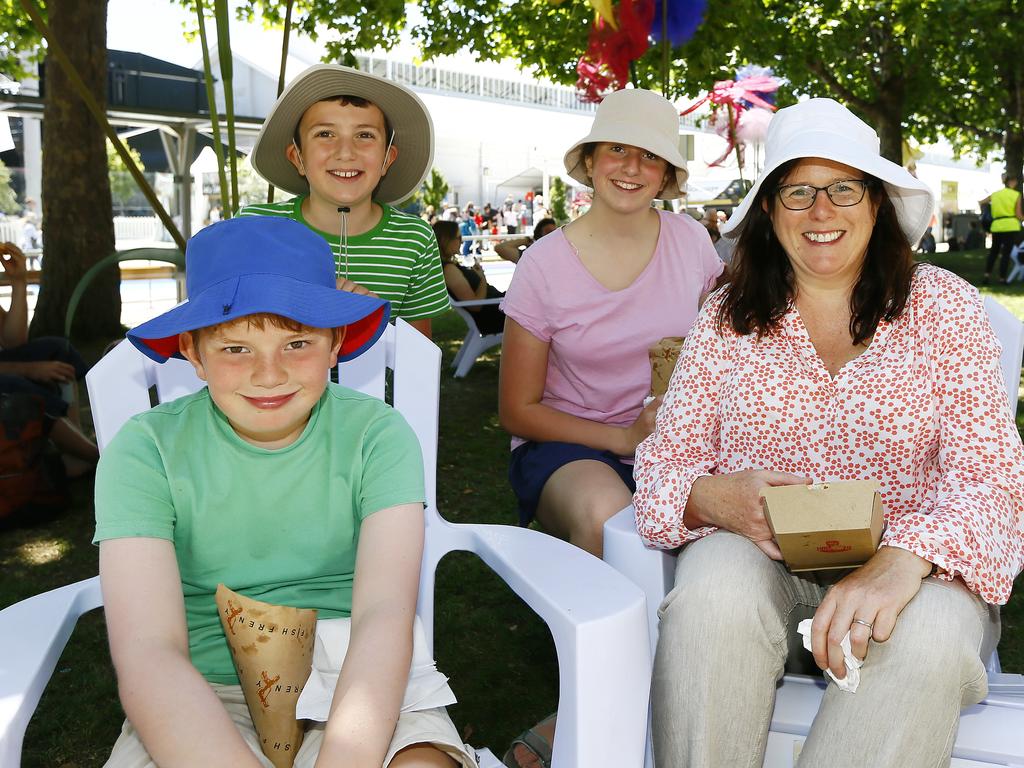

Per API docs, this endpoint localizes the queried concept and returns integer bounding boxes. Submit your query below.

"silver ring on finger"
[852,618,873,631]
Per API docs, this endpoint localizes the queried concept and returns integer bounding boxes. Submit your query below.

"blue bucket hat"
[127,216,389,363]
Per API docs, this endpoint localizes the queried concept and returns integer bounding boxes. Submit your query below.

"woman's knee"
[538,461,632,551]
[871,579,993,697]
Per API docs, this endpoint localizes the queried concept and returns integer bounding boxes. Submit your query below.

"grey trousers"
[652,531,1000,768]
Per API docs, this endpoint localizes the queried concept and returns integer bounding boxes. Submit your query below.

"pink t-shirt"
[500,208,724,452]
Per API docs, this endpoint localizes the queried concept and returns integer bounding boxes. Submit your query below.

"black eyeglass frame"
[774,178,873,211]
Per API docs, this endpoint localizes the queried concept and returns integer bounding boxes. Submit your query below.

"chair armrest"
[451,298,503,308]
[0,577,103,766]
[420,517,650,768]
[602,505,677,655]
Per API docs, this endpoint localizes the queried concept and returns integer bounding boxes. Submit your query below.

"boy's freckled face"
[179,320,342,450]
[286,100,397,210]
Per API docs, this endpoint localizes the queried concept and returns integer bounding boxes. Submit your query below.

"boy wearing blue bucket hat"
[94,217,475,767]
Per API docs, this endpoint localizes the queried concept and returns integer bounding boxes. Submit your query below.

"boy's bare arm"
[315,502,424,768]
[100,538,263,768]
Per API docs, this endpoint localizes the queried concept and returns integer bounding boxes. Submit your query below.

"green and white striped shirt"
[238,198,451,321]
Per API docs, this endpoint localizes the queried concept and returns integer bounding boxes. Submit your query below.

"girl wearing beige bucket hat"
[498,88,727,766]
[635,98,1023,767]
[500,85,724,584]
[239,64,450,339]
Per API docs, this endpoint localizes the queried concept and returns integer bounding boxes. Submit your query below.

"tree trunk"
[30,0,120,341]
[1005,129,1024,184]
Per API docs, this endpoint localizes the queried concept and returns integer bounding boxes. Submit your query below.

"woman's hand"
[0,242,28,283]
[810,546,933,679]
[685,470,811,559]
[619,396,662,456]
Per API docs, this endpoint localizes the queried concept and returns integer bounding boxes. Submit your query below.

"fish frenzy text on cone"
[216,584,318,768]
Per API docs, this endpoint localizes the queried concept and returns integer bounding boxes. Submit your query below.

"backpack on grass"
[0,392,68,522]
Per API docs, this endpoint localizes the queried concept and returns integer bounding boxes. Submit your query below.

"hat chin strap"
[328,129,395,281]
[337,206,350,281]
[379,129,395,176]
[292,139,306,175]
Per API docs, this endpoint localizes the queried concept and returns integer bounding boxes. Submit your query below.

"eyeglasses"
[775,179,871,210]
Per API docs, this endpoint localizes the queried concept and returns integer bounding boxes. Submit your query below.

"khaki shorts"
[103,683,477,768]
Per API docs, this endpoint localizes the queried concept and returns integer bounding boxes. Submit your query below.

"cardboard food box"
[759,480,883,572]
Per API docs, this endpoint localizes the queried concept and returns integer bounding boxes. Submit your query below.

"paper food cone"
[649,336,685,397]
[216,584,317,768]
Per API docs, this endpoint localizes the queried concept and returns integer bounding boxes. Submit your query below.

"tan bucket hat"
[563,88,689,200]
[719,98,934,246]
[250,64,434,205]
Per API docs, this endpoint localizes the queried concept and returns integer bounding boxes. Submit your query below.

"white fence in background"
[1,216,167,247]
[113,216,164,241]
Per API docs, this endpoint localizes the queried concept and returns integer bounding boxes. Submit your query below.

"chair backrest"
[983,296,1024,419]
[87,319,441,512]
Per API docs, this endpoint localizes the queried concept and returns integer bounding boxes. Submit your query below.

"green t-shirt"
[93,384,425,684]
[237,198,451,320]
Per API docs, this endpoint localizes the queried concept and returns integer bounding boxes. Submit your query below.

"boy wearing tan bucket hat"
[241,64,450,339]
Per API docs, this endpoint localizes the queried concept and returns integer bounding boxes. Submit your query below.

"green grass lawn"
[2,247,1023,765]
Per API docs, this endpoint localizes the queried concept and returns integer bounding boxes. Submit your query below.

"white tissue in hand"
[797,618,862,693]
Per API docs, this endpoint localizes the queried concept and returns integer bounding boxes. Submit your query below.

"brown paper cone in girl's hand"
[216,584,317,768]
[649,336,685,397]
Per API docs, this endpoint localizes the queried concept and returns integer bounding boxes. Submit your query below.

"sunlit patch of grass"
[17,537,70,566]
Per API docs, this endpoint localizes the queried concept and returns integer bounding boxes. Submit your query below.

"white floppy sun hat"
[719,98,934,246]
[250,64,434,205]
[563,88,689,200]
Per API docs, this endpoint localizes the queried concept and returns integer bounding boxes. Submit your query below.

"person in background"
[964,220,986,250]
[459,205,479,256]
[980,173,1023,284]
[433,220,505,335]
[0,242,97,477]
[495,218,557,264]
[917,228,936,253]
[635,98,1023,768]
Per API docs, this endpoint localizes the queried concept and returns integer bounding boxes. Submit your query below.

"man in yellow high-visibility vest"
[981,173,1023,284]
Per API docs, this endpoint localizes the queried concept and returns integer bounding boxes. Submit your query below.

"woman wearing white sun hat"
[634,98,1024,767]
[498,88,725,564]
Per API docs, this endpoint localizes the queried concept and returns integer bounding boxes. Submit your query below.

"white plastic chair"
[450,298,504,378]
[604,298,1024,768]
[1006,244,1024,284]
[0,319,651,768]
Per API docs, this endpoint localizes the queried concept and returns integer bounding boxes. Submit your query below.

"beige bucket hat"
[250,64,434,205]
[563,88,689,200]
[719,98,934,246]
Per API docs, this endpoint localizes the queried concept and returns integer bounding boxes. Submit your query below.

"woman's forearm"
[500,400,632,456]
